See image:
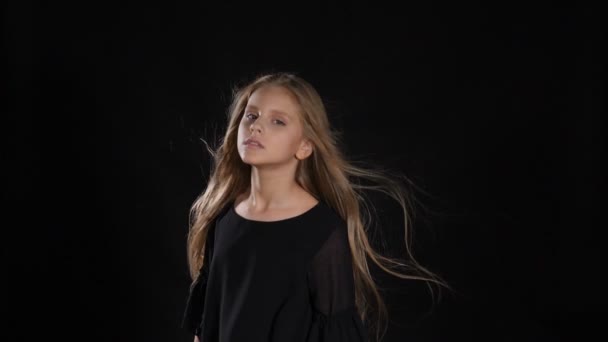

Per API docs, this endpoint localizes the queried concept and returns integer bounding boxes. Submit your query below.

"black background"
[5,2,604,341]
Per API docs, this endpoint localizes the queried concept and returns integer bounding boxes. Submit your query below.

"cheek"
[284,131,303,149]
[239,119,251,134]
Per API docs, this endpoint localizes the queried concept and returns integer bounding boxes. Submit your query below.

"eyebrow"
[245,105,291,118]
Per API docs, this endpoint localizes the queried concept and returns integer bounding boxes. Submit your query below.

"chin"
[240,155,263,165]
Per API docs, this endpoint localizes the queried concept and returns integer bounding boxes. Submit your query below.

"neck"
[244,166,300,211]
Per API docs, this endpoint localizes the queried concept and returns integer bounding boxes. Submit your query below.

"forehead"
[246,85,301,116]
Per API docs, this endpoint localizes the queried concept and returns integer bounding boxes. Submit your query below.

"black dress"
[181,199,369,341]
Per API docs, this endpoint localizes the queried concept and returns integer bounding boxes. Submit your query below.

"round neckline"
[230,200,322,224]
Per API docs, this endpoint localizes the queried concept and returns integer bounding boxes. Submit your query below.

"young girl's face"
[237,85,311,167]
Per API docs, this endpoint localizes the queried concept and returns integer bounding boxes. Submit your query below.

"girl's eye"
[245,113,285,126]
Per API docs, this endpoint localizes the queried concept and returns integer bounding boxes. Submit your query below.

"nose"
[249,120,262,133]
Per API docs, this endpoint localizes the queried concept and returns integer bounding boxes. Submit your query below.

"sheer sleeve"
[181,218,217,336]
[306,224,369,341]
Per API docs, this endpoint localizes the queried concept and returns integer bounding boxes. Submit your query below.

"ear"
[295,138,314,160]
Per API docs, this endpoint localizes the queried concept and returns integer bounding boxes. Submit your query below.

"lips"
[244,137,264,148]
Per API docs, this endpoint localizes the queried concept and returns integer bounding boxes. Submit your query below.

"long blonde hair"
[186,72,452,341]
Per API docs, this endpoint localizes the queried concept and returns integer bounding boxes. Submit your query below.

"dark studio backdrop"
[5,2,604,341]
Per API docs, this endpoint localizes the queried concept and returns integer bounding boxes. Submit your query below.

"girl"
[181,72,450,342]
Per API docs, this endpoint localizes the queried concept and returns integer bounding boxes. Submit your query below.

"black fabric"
[181,199,369,342]
[306,219,369,341]
[181,241,211,336]
[181,203,228,336]
[308,224,356,315]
